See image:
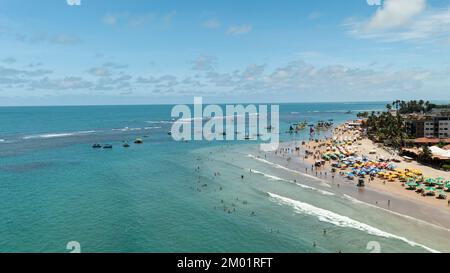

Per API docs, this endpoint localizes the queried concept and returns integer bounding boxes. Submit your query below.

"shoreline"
[253,127,450,230]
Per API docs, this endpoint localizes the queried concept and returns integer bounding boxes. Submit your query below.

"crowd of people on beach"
[275,123,450,207]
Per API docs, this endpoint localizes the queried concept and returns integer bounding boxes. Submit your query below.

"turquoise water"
[2,102,449,253]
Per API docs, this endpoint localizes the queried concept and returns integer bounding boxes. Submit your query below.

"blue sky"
[0,0,450,105]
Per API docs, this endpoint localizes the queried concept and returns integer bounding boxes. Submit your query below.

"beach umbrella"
[436,177,445,182]
[436,181,445,186]
[407,182,418,188]
[425,178,436,184]
[425,187,436,192]
[436,189,447,198]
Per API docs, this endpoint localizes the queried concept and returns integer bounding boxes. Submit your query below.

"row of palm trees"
[387,100,436,114]
[360,110,406,150]
[359,104,436,164]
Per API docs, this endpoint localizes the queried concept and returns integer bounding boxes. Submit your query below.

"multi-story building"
[405,109,450,139]
[438,119,450,138]
[405,119,426,138]
[424,120,435,138]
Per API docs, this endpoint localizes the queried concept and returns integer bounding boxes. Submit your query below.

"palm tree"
[419,146,433,163]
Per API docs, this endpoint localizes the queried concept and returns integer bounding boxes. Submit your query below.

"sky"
[0,0,450,105]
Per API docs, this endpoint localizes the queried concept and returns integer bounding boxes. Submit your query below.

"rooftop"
[413,138,449,144]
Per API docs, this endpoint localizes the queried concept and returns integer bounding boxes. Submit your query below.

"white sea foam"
[22,130,97,140]
[113,126,161,132]
[112,127,143,132]
[145,120,173,124]
[249,152,450,233]
[250,169,334,196]
[306,109,382,113]
[246,154,331,187]
[267,192,440,253]
[342,194,450,233]
[342,194,366,205]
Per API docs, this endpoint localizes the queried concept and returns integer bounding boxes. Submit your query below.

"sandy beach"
[267,123,450,229]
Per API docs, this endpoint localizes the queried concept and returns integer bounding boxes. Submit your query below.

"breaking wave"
[268,192,439,253]
[246,154,331,187]
[250,169,334,196]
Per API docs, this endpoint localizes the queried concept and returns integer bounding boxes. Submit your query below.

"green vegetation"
[437,142,448,149]
[358,100,450,161]
[362,109,406,149]
[396,100,432,114]
[390,100,450,114]
[418,145,433,163]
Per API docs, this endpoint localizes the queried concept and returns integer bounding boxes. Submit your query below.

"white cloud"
[367,0,426,30]
[48,33,80,45]
[2,57,16,64]
[0,56,444,101]
[346,0,450,43]
[308,12,321,20]
[30,77,93,90]
[163,11,177,25]
[103,62,128,69]
[203,18,221,29]
[102,14,118,25]
[197,60,433,100]
[87,67,112,77]
[128,14,154,27]
[348,9,450,43]
[102,11,175,28]
[227,24,252,35]
[191,55,217,71]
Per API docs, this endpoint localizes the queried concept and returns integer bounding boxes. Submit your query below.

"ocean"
[1,102,449,253]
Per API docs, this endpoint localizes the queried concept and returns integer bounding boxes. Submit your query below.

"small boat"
[134,138,143,144]
[103,144,113,149]
[123,142,130,148]
[167,131,172,136]
[92,144,102,149]
[288,125,294,134]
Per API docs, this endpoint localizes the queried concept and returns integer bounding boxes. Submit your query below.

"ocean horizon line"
[1,99,449,108]
[0,100,435,108]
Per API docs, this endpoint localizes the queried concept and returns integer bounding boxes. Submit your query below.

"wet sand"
[253,140,450,230]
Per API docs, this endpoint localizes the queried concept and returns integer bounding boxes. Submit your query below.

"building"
[438,119,450,138]
[404,109,450,139]
[424,120,435,138]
